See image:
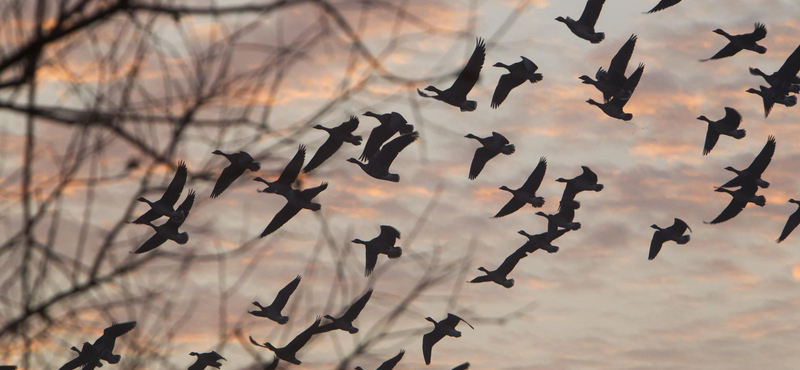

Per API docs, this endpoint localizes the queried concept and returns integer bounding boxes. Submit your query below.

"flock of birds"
[2,1,792,370]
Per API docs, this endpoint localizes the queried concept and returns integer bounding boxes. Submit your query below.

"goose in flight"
[644,0,682,13]
[249,275,302,324]
[648,218,691,260]
[491,56,543,108]
[469,246,528,288]
[418,38,485,112]
[58,322,136,370]
[518,229,567,253]
[698,107,746,156]
[249,317,321,365]
[360,111,414,161]
[706,178,765,225]
[580,34,637,102]
[746,85,797,117]
[260,182,328,237]
[465,132,515,180]
[188,351,226,370]
[354,350,405,370]
[133,190,195,254]
[558,166,604,208]
[720,135,775,189]
[348,132,418,182]
[587,63,644,121]
[537,200,582,241]
[316,288,373,334]
[556,0,606,44]
[777,199,800,243]
[494,157,547,218]
[748,44,800,116]
[211,150,260,198]
[304,116,363,173]
[132,161,187,224]
[422,314,474,365]
[701,23,767,62]
[253,145,305,200]
[352,225,402,276]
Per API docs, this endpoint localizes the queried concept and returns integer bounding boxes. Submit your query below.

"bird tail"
[386,174,400,182]
[730,129,746,139]
[540,245,559,253]
[308,202,322,211]
[502,278,515,288]
[277,316,289,325]
[529,73,543,83]
[593,184,604,192]
[754,195,766,207]
[785,95,798,107]
[676,235,690,245]
[249,162,262,172]
[592,32,605,43]
[108,354,122,364]
[501,144,516,155]
[568,222,582,231]
[387,246,402,258]
[460,100,477,112]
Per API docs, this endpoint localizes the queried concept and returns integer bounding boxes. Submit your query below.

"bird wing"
[340,115,360,133]
[167,190,195,229]
[298,182,328,202]
[648,231,665,260]
[375,132,419,174]
[702,42,742,61]
[422,330,446,365]
[58,356,86,370]
[284,317,321,353]
[94,321,136,354]
[577,0,605,28]
[378,225,401,242]
[260,202,302,237]
[444,313,474,329]
[493,196,525,218]
[277,145,306,185]
[270,275,301,311]
[702,126,720,156]
[579,166,599,183]
[608,34,637,76]
[778,209,800,243]
[131,209,161,225]
[132,232,168,254]
[521,56,538,72]
[187,359,204,370]
[490,73,525,109]
[744,135,776,176]
[611,63,644,109]
[491,132,510,144]
[376,350,405,370]
[495,247,528,277]
[720,108,742,130]
[742,22,767,43]
[159,161,188,206]
[468,147,498,180]
[263,356,279,370]
[776,44,800,82]
[364,248,379,277]
[451,363,470,370]
[341,288,373,321]
[361,125,395,161]
[303,137,343,173]
[645,0,681,13]
[211,164,246,198]
[448,38,486,101]
[520,157,547,192]
[667,218,691,234]
[708,197,747,224]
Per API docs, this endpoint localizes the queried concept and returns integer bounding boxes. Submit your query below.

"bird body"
[211,150,260,198]
[249,275,302,324]
[537,201,581,241]
[418,38,485,111]
[491,56,542,108]
[748,44,800,116]
[648,218,691,260]
[352,226,402,276]
[698,107,746,156]
[494,158,547,218]
[701,23,767,62]
[587,63,644,121]
[465,132,515,180]
[707,179,766,224]
[518,229,565,253]
[556,0,606,44]
[348,132,418,182]
[557,165,604,208]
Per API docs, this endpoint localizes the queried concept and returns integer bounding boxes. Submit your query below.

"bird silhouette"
[697,107,746,156]
[58,322,136,370]
[211,150,260,198]
[304,116,363,173]
[558,166,604,209]
[556,0,606,44]
[494,157,547,218]
[648,218,691,260]
[133,190,195,254]
[469,246,529,288]
[465,132,515,180]
[418,38,485,111]
[587,63,644,121]
[701,23,767,62]
[491,56,542,108]
[518,229,567,253]
[644,0,682,13]
[352,226,402,276]
[706,179,766,224]
[348,132,418,182]
[746,85,797,117]
[361,111,414,161]
[580,34,637,102]
[253,145,305,200]
[260,182,328,237]
[188,351,226,370]
[316,288,373,334]
[422,314,474,365]
[777,199,800,243]
[719,135,775,189]
[748,44,800,116]
[249,275,302,324]
[132,162,188,224]
[249,317,321,365]
[537,200,582,241]
[354,350,405,370]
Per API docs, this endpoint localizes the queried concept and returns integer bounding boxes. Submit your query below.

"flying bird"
[188,351,226,370]
[748,44,800,116]
[133,190,195,254]
[587,63,644,121]
[518,229,567,253]
[494,157,547,218]
[491,56,543,108]
[422,314,474,365]
[746,85,797,117]
[211,150,261,198]
[697,107,746,156]
[465,132,515,180]
[260,182,328,237]
[132,161,187,224]
[701,23,767,62]
[58,322,136,370]
[304,116,363,173]
[352,225,402,276]
[557,166,604,208]
[249,317,321,365]
[316,288,373,334]
[644,0,682,13]
[249,275,302,324]
[706,179,766,225]
[418,38,485,111]
[580,34,638,102]
[719,135,775,189]
[648,218,691,260]
[777,199,800,243]
[361,111,414,161]
[555,0,606,44]
[469,246,529,288]
[354,350,405,370]
[347,132,418,182]
[253,145,305,200]
[537,200,582,241]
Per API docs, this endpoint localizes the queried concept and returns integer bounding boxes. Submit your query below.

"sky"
[3,0,800,369]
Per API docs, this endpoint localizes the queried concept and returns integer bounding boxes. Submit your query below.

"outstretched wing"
[645,0,681,13]
[375,132,419,174]
[303,137,343,173]
[778,209,800,243]
[744,135,776,176]
[422,330,445,365]
[211,164,246,198]
[720,107,742,129]
[131,209,161,225]
[702,127,720,156]
[493,198,526,218]
[708,198,746,224]
[495,247,528,277]
[490,73,525,109]
[132,232,168,254]
[284,317,321,353]
[260,202,302,237]
[443,313,474,329]
[271,275,302,311]
[648,231,665,260]
[468,147,498,180]
[520,157,547,193]
[277,145,305,185]
[364,248,379,277]
[577,0,605,28]
[361,125,395,161]
[451,363,470,370]
[776,44,800,82]
[611,63,644,110]
[609,34,637,76]
[160,161,188,206]
[741,22,767,43]
[58,356,87,370]
[701,42,742,61]
[376,350,405,370]
[341,288,373,321]
[448,38,486,102]
[339,115,360,133]
[167,190,195,229]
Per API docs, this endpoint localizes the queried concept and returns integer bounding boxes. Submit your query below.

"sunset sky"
[3,0,800,369]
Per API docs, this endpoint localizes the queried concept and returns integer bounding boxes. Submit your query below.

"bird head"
[212,150,224,155]
[789,199,800,205]
[498,185,512,192]
[535,211,548,218]
[555,16,566,23]
[263,342,277,351]
[136,197,149,203]
[650,224,661,230]
[313,124,326,130]
[712,29,726,35]
[424,85,438,93]
[477,266,489,273]
[190,352,199,356]
[176,232,189,245]
[492,62,506,68]
[355,367,364,370]
[586,99,600,106]
[745,87,761,96]
[324,314,336,321]
[351,239,366,244]
[518,230,531,238]
[696,115,708,121]
[425,317,437,324]
[347,158,363,165]
[723,166,737,173]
